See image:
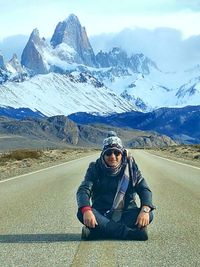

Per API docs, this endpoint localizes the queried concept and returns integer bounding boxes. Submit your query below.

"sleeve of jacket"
[133,163,156,210]
[76,162,96,209]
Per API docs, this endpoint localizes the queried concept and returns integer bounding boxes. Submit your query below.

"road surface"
[0,150,199,266]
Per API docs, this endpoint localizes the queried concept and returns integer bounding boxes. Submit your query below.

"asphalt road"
[0,150,199,267]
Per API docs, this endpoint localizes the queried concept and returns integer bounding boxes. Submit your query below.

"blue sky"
[1,0,200,71]
[1,0,200,40]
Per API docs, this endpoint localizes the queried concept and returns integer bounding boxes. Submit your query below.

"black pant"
[77,208,154,239]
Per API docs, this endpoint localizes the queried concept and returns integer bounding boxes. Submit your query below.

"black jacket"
[76,158,155,213]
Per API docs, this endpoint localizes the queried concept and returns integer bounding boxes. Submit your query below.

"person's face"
[104,149,122,167]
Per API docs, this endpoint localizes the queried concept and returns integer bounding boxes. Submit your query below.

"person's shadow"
[0,233,81,243]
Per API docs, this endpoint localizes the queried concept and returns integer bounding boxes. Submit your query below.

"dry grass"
[0,148,96,181]
[147,144,200,166]
[0,149,42,161]
[157,145,200,159]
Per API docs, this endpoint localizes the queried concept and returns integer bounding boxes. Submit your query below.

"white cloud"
[0,0,200,39]
[85,11,200,38]
[90,27,200,72]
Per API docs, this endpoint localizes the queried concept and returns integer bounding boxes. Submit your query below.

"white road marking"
[145,151,200,170]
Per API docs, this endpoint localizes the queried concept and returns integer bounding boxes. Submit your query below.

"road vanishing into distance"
[0,150,199,267]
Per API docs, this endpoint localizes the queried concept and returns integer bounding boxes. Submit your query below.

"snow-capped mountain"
[96,47,158,74]
[94,63,200,111]
[0,52,27,84]
[21,14,97,75]
[51,14,97,67]
[175,76,200,105]
[0,72,135,116]
[0,13,200,116]
[21,28,50,75]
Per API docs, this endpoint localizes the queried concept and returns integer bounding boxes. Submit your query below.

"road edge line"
[144,151,200,170]
[0,153,97,184]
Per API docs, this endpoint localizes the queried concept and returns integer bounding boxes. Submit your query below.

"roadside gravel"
[0,148,98,181]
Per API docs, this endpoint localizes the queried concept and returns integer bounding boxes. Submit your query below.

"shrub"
[0,149,42,161]
[194,154,200,160]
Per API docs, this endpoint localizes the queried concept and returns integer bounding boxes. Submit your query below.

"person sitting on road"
[76,131,155,240]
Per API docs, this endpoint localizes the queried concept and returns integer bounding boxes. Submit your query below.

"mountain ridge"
[0,13,200,115]
[0,114,176,152]
[0,72,136,116]
[68,105,200,144]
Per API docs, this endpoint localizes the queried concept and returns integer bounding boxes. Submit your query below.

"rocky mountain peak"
[7,54,24,73]
[0,53,27,83]
[110,47,128,65]
[50,14,97,67]
[96,47,128,68]
[0,53,8,84]
[64,13,80,25]
[95,47,158,75]
[51,14,82,48]
[112,47,125,54]
[129,53,159,74]
[21,28,49,75]
[28,28,46,47]
[0,52,5,69]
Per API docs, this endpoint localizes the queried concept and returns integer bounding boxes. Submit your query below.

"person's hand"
[135,210,150,228]
[83,210,98,228]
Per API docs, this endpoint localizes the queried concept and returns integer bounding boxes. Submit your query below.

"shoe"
[136,226,148,241]
[81,226,102,241]
[81,226,91,240]
[127,226,148,241]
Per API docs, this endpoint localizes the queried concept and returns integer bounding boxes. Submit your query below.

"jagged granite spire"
[21,28,49,74]
[0,52,5,69]
[96,47,129,68]
[8,54,24,73]
[96,48,159,74]
[50,14,97,67]
[0,52,8,84]
[129,53,159,74]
